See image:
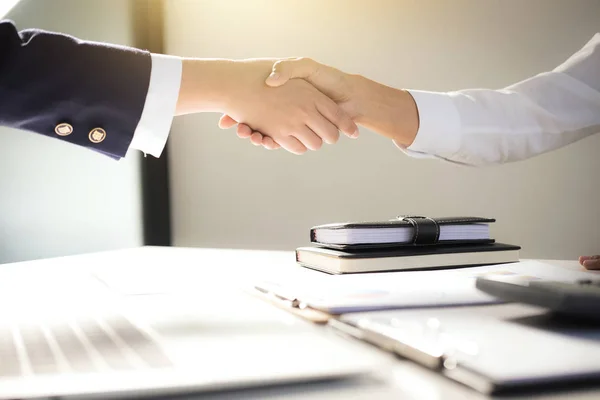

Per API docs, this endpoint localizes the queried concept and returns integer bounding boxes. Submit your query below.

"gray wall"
[165,0,600,260]
[0,0,143,263]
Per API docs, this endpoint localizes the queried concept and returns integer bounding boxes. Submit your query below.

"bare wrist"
[175,58,236,115]
[397,90,419,146]
[351,75,419,146]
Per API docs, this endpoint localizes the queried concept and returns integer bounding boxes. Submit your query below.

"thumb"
[265,58,319,87]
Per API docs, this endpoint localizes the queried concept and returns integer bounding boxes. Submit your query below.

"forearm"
[0,21,151,159]
[175,58,239,115]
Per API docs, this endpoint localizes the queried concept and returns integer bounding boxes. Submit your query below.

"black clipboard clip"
[250,284,332,324]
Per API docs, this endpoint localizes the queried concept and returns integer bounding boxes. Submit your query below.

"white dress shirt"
[399,33,600,166]
[128,53,182,158]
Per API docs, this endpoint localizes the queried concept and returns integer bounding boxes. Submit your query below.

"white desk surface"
[5,246,600,400]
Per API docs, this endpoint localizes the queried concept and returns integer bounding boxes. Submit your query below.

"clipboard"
[248,285,335,324]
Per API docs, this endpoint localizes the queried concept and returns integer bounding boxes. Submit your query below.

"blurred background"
[0,0,599,264]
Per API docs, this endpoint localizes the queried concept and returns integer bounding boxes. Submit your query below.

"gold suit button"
[89,128,107,144]
[55,123,73,136]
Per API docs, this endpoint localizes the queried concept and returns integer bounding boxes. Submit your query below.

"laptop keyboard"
[0,326,20,377]
[0,313,172,378]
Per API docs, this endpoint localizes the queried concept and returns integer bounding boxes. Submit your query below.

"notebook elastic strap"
[398,216,440,245]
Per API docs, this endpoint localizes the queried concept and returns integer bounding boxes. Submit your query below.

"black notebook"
[311,216,495,250]
[296,243,521,274]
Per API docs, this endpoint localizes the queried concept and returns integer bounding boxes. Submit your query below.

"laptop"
[0,264,386,399]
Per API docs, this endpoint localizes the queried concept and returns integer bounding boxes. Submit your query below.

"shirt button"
[55,123,73,136]
[88,128,107,143]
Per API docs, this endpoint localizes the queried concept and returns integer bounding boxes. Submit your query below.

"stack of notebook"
[296,216,520,274]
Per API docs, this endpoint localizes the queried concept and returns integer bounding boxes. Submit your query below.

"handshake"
[175,58,420,154]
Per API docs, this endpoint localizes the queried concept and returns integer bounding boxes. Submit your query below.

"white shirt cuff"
[393,90,462,160]
[129,53,182,158]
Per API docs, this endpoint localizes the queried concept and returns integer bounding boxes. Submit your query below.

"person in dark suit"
[0,20,358,159]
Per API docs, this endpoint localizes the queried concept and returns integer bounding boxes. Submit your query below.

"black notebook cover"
[299,242,518,260]
[311,216,496,250]
[296,243,521,274]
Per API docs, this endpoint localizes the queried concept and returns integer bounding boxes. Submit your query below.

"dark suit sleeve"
[0,20,152,159]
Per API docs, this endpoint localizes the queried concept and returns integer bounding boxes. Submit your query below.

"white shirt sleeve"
[395,33,600,166]
[128,53,182,158]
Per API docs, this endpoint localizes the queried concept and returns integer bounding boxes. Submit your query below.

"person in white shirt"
[220,33,600,270]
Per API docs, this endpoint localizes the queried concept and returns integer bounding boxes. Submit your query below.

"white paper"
[256,260,599,313]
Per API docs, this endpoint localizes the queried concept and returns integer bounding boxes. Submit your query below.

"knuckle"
[333,105,347,122]
[298,109,311,120]
[298,57,314,65]
[335,110,355,132]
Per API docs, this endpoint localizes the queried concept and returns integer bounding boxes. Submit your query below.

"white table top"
[5,246,600,400]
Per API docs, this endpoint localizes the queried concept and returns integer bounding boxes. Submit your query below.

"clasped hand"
[198,59,358,155]
[218,58,357,151]
[216,57,419,152]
